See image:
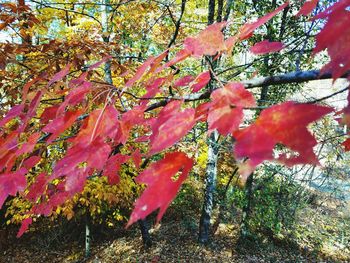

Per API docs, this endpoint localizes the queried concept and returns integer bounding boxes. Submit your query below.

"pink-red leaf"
[149,108,195,155]
[313,2,350,80]
[103,154,130,184]
[184,22,227,56]
[127,152,193,227]
[208,82,256,135]
[125,57,155,88]
[296,0,318,16]
[26,172,47,202]
[250,40,285,55]
[43,109,83,143]
[234,102,333,177]
[0,168,27,209]
[0,104,24,128]
[191,71,211,92]
[17,218,32,238]
[48,64,71,86]
[174,75,195,88]
[239,2,289,40]
[342,138,350,151]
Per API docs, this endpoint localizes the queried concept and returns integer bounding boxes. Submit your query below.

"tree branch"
[145,70,349,112]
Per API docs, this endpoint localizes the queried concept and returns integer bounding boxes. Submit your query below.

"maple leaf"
[52,137,111,179]
[23,155,41,169]
[16,132,40,156]
[26,172,47,202]
[40,105,59,125]
[149,108,195,155]
[234,102,333,177]
[131,149,142,169]
[0,104,24,128]
[174,75,195,88]
[208,82,256,135]
[250,40,285,55]
[184,22,226,57]
[73,106,119,144]
[48,64,71,87]
[42,109,83,143]
[125,56,155,88]
[158,49,192,72]
[126,152,193,227]
[116,105,145,144]
[17,218,32,238]
[0,168,27,209]
[238,2,289,40]
[195,102,211,122]
[103,154,130,184]
[342,138,350,151]
[296,0,318,16]
[65,168,87,193]
[313,2,350,80]
[191,71,211,92]
[57,81,92,116]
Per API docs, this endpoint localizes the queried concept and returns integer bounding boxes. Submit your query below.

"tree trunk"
[240,173,254,238]
[85,215,91,258]
[138,219,152,248]
[198,130,219,244]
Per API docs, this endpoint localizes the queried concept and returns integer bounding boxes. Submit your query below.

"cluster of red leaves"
[0,0,348,237]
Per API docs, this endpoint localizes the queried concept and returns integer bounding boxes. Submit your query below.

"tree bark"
[240,173,254,238]
[198,130,219,244]
[138,219,152,248]
[85,215,91,258]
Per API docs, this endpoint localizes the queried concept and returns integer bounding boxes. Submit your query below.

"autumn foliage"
[0,0,349,238]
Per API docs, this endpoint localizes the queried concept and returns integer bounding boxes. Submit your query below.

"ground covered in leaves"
[1,199,349,263]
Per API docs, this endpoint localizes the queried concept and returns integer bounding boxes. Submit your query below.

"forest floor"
[1,197,349,263]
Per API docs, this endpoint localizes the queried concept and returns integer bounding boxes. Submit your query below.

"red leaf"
[16,132,40,156]
[53,138,111,178]
[0,104,24,128]
[148,50,169,74]
[40,105,59,125]
[43,109,83,143]
[26,172,47,201]
[23,155,41,169]
[184,22,227,57]
[115,105,145,144]
[250,40,285,55]
[208,82,256,135]
[65,168,87,193]
[103,154,130,184]
[239,2,289,40]
[74,106,119,145]
[125,57,155,88]
[16,218,32,238]
[149,108,195,155]
[234,102,333,176]
[22,74,44,102]
[127,152,193,227]
[195,102,211,122]
[296,0,318,16]
[131,149,142,169]
[0,168,27,209]
[57,81,92,116]
[48,64,71,86]
[342,138,350,151]
[313,3,350,80]
[158,49,192,72]
[19,91,43,132]
[191,71,211,92]
[174,75,195,88]
[88,55,112,71]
